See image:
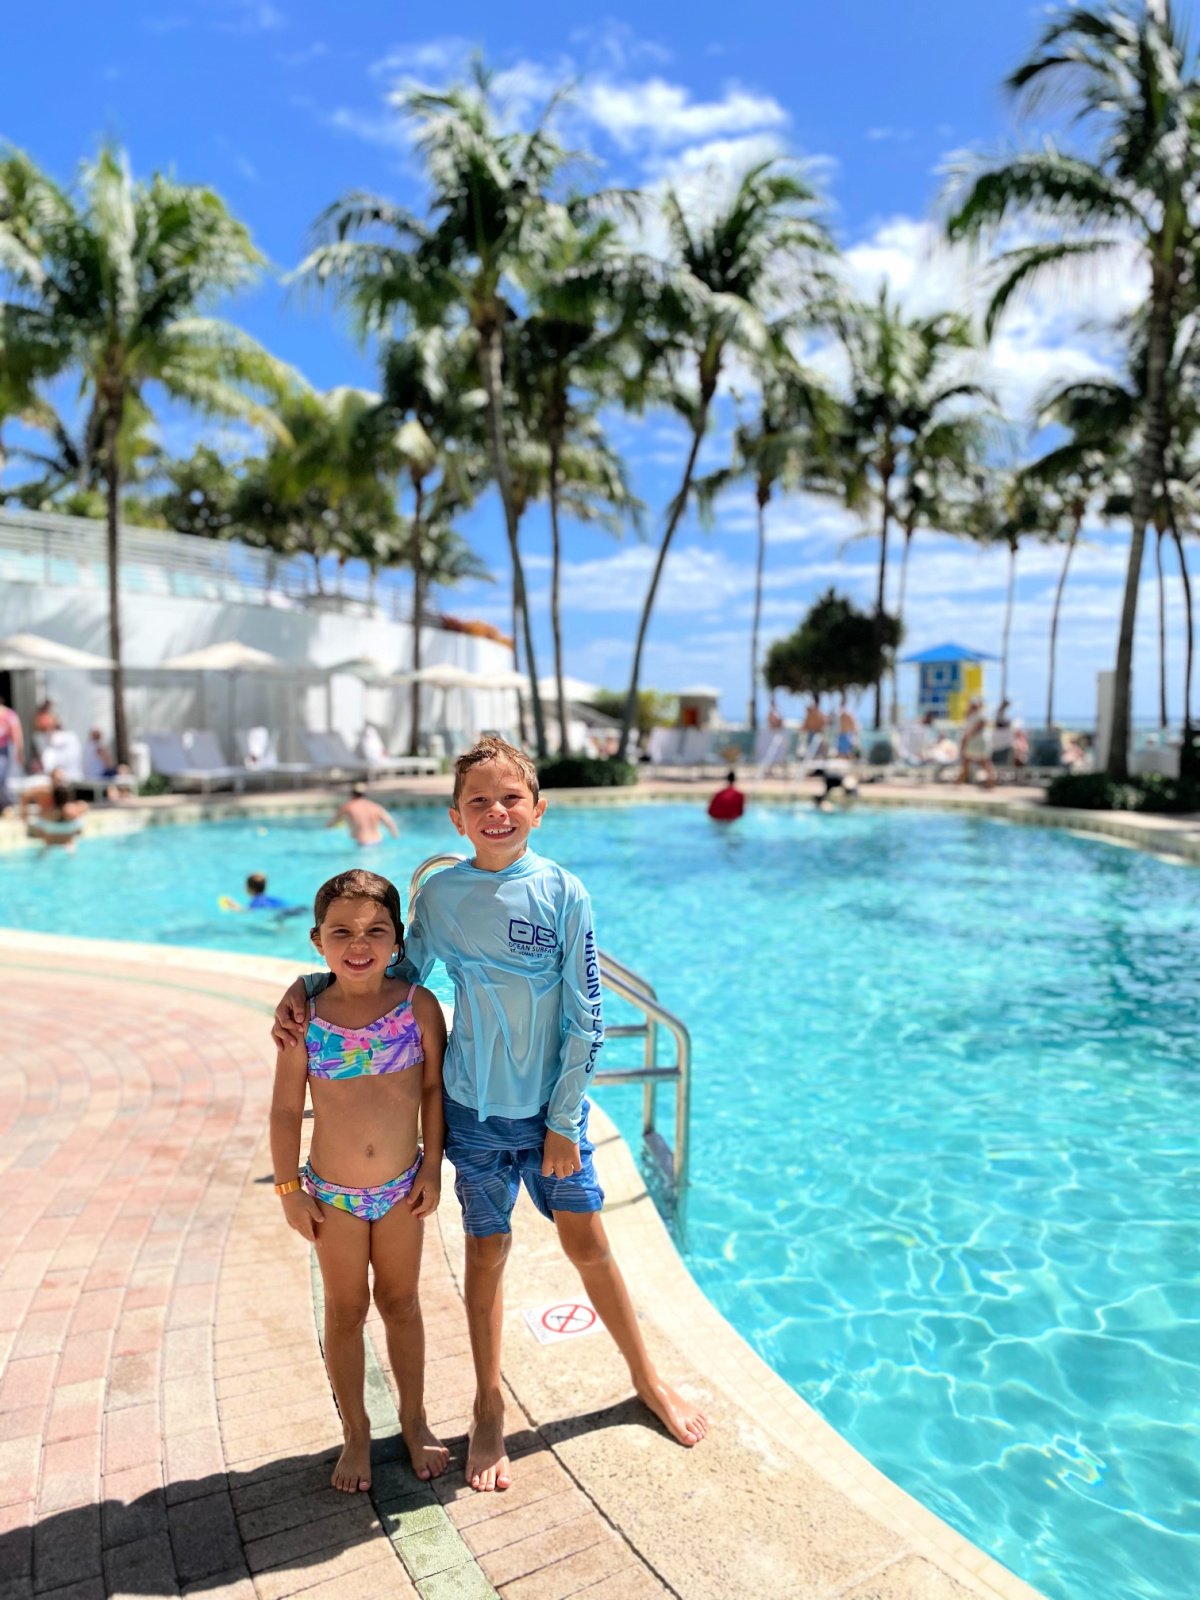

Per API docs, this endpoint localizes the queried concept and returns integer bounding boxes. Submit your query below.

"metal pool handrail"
[407,852,692,1211]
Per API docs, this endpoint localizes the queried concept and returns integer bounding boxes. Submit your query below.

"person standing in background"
[0,694,24,814]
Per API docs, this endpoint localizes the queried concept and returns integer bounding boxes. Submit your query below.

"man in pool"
[328,783,399,848]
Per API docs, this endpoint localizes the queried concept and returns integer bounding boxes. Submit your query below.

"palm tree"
[696,362,839,730]
[297,65,583,757]
[231,386,401,598]
[946,0,1200,777]
[1025,381,1121,727]
[512,226,645,751]
[0,144,293,763]
[836,287,984,727]
[381,329,487,754]
[617,160,834,757]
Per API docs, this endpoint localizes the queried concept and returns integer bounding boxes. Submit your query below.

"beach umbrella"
[159,640,293,741]
[0,632,114,671]
[329,654,410,685]
[537,674,601,704]
[481,668,530,691]
[408,663,486,688]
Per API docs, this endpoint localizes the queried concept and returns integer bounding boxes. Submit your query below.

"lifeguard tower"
[902,644,997,721]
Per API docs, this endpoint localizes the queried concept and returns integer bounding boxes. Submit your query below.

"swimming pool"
[4,803,1197,1600]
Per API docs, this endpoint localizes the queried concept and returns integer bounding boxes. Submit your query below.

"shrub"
[139,773,172,797]
[1045,771,1200,814]
[537,756,637,790]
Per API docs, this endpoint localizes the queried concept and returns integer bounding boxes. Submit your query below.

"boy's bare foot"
[332,1428,372,1492]
[466,1404,511,1492]
[402,1412,450,1480]
[636,1376,708,1447]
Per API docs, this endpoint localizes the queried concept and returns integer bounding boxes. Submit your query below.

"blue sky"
[2,1,1183,726]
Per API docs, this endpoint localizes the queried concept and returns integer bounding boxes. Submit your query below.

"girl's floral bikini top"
[306,990,424,1080]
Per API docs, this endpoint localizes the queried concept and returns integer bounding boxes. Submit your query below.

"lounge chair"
[235,726,324,788]
[357,725,440,777]
[146,732,248,794]
[303,731,372,778]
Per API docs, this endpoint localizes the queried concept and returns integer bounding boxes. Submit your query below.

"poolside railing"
[0,505,419,622]
[407,852,693,1217]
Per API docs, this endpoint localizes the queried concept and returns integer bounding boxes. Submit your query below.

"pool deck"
[0,929,1051,1600]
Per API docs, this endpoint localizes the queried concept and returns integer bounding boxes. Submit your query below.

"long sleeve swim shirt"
[305,851,604,1141]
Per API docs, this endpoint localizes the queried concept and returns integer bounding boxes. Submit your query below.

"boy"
[227,873,306,919]
[273,736,706,1491]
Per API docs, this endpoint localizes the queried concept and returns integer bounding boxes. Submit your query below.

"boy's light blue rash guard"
[305,851,604,1141]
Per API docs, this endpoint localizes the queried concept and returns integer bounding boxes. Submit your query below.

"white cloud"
[576,78,787,151]
[866,127,914,143]
[279,41,326,68]
[216,1,286,34]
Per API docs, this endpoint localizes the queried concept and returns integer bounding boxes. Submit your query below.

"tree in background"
[0,143,293,762]
[696,360,840,732]
[298,64,583,757]
[617,161,834,758]
[836,287,984,728]
[948,0,1200,777]
[765,588,902,705]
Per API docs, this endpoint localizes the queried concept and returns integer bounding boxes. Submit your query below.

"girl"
[270,868,449,1492]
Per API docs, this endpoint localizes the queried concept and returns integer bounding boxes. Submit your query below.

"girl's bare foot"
[402,1412,450,1481]
[332,1428,372,1492]
[466,1402,511,1492]
[636,1376,708,1447]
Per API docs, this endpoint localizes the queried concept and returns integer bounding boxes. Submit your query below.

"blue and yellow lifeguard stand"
[901,643,997,721]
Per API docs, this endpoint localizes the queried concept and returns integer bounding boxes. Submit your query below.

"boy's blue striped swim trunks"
[442,1093,604,1237]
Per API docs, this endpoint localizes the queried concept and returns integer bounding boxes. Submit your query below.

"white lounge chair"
[235,727,324,787]
[146,732,248,794]
[357,725,439,777]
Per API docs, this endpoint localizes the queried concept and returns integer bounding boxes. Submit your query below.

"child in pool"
[270,868,449,1493]
[274,737,707,1494]
[224,872,307,919]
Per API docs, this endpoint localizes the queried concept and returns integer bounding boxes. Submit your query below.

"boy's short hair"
[312,868,404,955]
[452,735,539,808]
[246,872,268,895]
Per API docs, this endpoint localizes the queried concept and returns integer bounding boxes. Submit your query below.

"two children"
[271,735,706,1495]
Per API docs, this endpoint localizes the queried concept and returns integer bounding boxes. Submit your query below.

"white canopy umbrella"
[160,641,289,673]
[0,632,114,671]
[329,654,410,685]
[479,667,530,692]
[409,663,486,689]
[158,640,295,744]
[538,674,601,704]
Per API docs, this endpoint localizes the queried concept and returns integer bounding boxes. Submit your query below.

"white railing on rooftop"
[0,505,418,622]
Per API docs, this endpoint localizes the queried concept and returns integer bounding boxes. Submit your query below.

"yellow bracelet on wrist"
[274,1178,302,1196]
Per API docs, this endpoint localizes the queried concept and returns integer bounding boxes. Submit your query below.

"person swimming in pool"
[327,783,399,848]
[31,783,87,852]
[269,868,449,1493]
[223,872,308,919]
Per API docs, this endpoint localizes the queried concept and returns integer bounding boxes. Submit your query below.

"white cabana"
[157,641,298,750]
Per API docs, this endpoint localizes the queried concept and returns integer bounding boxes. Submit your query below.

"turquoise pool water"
[3,803,1197,1600]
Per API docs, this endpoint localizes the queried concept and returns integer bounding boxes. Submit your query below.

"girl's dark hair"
[311,869,404,955]
[51,784,73,809]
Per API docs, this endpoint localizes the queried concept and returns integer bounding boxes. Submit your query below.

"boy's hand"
[407,1172,441,1219]
[541,1130,582,1180]
[272,979,309,1050]
[281,1189,323,1241]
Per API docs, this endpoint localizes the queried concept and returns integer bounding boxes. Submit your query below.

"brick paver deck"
[0,950,674,1600]
[1,934,1043,1600]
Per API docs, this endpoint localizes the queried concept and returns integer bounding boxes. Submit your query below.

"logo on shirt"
[508,917,557,954]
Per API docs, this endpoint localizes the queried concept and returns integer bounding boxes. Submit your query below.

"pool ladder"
[408,854,693,1215]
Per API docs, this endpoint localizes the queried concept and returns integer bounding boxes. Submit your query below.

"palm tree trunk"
[407,479,425,758]
[890,523,914,727]
[1000,538,1017,705]
[749,486,768,734]
[103,407,130,768]
[1046,515,1080,729]
[548,427,570,757]
[477,321,546,756]
[1168,509,1194,773]
[1155,525,1168,730]
[872,464,892,729]
[619,415,709,758]
[1109,270,1175,779]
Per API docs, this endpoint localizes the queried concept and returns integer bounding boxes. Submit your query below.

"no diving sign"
[522,1296,600,1346]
